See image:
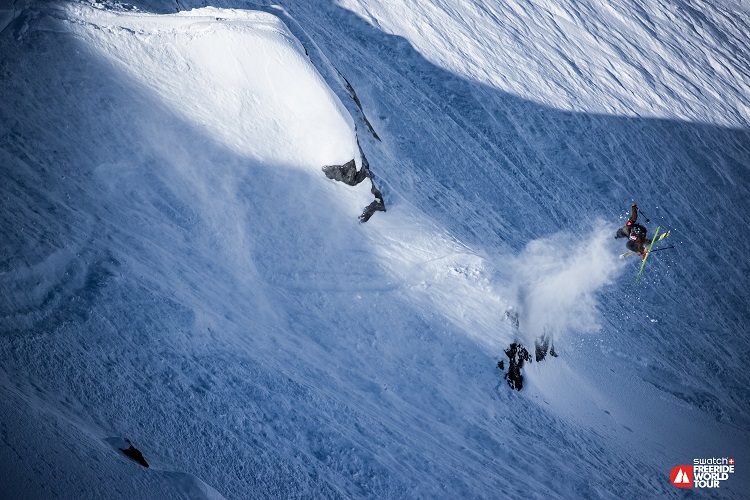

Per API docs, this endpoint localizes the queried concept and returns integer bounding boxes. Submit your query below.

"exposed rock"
[499,335,558,391]
[322,159,367,186]
[119,438,149,468]
[322,136,386,222]
[534,334,557,362]
[359,198,385,222]
[503,343,531,391]
[342,76,380,141]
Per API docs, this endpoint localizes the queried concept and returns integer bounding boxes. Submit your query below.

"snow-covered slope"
[2,0,749,498]
[340,0,750,126]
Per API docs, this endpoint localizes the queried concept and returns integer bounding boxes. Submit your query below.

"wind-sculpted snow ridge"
[63,4,358,169]
[339,0,750,127]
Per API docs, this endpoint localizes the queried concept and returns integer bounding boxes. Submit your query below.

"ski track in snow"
[1,0,749,498]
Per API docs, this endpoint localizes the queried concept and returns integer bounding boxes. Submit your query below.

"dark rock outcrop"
[359,183,386,222]
[322,159,367,186]
[498,334,557,391]
[503,343,531,391]
[322,137,386,222]
[119,438,149,468]
[534,334,557,362]
[342,76,380,141]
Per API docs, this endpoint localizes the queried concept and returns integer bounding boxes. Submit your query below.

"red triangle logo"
[670,466,693,488]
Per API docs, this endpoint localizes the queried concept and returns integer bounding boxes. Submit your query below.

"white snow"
[70,6,356,167]
[339,0,750,126]
[1,0,749,498]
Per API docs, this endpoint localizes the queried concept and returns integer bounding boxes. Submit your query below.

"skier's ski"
[619,230,670,259]
[634,226,660,285]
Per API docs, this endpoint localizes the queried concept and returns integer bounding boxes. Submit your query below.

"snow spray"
[508,221,623,344]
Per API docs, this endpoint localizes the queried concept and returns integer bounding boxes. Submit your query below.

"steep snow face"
[2,0,750,499]
[337,0,750,126]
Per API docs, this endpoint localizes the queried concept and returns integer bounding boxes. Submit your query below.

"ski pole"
[649,245,675,253]
[636,207,650,223]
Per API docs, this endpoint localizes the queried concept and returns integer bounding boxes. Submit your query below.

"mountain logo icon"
[670,466,693,488]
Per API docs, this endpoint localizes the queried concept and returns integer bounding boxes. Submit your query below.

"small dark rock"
[534,334,557,362]
[119,439,149,468]
[322,159,367,186]
[359,198,386,222]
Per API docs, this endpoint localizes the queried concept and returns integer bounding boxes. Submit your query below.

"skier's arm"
[629,203,638,224]
[615,203,638,238]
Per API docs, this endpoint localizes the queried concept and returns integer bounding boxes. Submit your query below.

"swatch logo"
[670,458,736,488]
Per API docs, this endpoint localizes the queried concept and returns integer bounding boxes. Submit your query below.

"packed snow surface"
[1,0,749,498]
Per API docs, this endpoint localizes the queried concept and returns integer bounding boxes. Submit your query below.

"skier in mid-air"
[615,203,649,258]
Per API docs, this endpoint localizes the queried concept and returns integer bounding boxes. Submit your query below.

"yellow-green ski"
[634,225,660,285]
